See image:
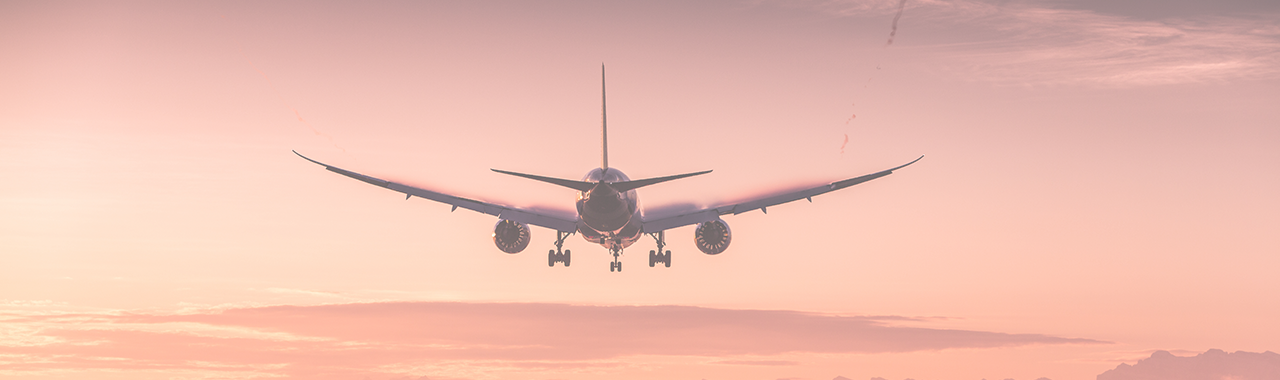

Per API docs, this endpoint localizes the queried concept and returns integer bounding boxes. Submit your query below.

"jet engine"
[694,219,731,255]
[492,219,531,254]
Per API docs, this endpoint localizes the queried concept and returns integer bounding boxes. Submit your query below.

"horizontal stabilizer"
[492,168,712,192]
[611,170,712,192]
[491,169,596,192]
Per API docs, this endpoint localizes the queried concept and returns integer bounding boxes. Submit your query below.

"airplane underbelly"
[578,204,632,232]
[577,211,643,250]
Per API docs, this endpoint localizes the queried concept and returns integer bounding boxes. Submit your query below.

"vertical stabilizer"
[601,64,609,171]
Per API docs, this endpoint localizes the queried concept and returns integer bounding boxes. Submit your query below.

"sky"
[1,0,1278,379]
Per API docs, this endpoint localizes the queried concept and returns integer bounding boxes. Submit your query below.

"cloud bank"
[775,0,1280,86]
[0,301,1103,379]
[1098,349,1280,380]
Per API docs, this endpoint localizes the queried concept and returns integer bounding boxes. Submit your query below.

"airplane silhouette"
[295,66,921,272]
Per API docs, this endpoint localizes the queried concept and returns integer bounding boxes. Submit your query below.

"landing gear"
[647,231,672,268]
[548,231,572,267]
[649,249,671,267]
[609,246,623,272]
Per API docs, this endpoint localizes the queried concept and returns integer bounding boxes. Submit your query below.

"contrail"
[886,0,908,46]
[221,14,348,154]
[238,47,347,153]
[840,133,849,154]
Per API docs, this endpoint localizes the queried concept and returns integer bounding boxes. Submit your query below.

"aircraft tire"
[564,250,571,266]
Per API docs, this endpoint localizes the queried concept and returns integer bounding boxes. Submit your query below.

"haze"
[1,1,1278,379]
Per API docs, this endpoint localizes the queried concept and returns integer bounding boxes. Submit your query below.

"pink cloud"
[1098,349,1280,380]
[709,359,801,366]
[774,0,1280,86]
[1,302,1104,379]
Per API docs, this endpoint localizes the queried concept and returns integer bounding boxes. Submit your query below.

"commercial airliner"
[295,66,921,272]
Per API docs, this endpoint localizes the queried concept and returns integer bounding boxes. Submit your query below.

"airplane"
[294,66,922,272]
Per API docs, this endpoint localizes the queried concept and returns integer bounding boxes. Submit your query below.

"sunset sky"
[2,1,1278,379]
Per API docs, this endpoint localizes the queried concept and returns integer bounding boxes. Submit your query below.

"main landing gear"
[548,231,571,267]
[647,231,671,268]
[609,246,623,272]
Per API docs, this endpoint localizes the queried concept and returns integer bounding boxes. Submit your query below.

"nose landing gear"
[548,230,572,267]
[609,247,623,272]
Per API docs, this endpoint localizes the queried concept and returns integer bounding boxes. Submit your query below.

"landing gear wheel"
[647,231,672,268]
[547,231,573,268]
[609,262,616,272]
[617,261,623,272]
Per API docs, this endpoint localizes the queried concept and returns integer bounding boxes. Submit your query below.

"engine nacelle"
[492,219,531,254]
[694,219,731,255]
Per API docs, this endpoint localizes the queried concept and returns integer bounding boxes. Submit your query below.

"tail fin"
[489,66,714,193]
[601,64,608,171]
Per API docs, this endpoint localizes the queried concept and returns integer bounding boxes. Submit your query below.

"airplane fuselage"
[576,167,643,251]
[293,65,921,273]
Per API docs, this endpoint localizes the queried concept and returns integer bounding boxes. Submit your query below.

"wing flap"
[296,151,579,232]
[724,187,824,215]
[641,208,722,233]
[639,156,922,233]
[496,208,578,232]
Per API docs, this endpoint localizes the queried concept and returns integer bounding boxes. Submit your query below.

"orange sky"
[2,1,1278,379]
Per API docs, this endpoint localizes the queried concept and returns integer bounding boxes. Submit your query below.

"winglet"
[827,155,924,191]
[293,150,326,166]
[891,155,924,172]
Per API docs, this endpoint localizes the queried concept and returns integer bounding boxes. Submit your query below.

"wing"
[294,151,578,232]
[639,156,923,233]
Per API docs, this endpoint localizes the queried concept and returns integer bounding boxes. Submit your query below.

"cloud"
[711,359,801,366]
[775,0,1280,86]
[1098,349,1280,380]
[1088,348,1206,363]
[930,7,1280,86]
[0,302,1104,379]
